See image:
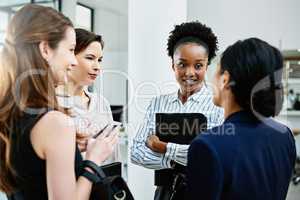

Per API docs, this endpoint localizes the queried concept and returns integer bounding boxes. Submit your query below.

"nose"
[93,61,101,72]
[70,54,78,68]
[185,65,195,78]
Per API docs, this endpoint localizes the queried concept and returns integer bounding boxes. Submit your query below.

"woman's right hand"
[85,125,119,165]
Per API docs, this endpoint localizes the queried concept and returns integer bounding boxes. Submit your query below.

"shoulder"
[263,118,295,144]
[38,110,74,128]
[31,111,76,158]
[193,123,236,150]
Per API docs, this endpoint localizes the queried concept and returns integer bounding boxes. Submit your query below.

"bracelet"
[82,160,106,179]
[81,170,101,183]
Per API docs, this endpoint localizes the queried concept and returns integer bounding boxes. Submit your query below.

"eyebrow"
[178,58,207,62]
[86,54,96,58]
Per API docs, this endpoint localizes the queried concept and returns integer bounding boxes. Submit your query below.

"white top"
[131,85,224,169]
[56,89,119,165]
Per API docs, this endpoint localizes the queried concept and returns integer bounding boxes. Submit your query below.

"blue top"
[187,111,296,200]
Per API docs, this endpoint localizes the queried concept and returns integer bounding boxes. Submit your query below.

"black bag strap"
[82,160,106,179]
[81,170,102,183]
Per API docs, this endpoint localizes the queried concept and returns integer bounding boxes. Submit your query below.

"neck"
[222,94,242,119]
[57,81,85,97]
[179,83,203,103]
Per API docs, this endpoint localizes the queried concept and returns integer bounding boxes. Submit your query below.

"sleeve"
[165,143,189,166]
[99,94,114,123]
[187,137,223,200]
[130,97,171,169]
[95,93,120,163]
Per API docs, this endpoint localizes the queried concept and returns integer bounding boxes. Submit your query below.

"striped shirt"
[130,85,224,169]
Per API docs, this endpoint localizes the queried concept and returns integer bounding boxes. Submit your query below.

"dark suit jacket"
[187,111,296,200]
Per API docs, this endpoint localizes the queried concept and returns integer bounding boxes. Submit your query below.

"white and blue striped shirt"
[131,85,224,169]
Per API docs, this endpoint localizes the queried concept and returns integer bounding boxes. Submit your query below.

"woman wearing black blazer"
[187,38,296,200]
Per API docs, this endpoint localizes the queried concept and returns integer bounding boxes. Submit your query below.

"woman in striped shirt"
[131,22,224,199]
[131,21,223,170]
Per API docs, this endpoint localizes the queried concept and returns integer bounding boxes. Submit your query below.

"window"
[0,0,61,48]
[75,3,94,31]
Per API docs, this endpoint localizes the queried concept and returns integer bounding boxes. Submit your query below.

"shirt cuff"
[162,142,177,168]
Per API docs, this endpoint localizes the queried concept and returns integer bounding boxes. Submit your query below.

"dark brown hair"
[74,28,104,55]
[0,4,73,194]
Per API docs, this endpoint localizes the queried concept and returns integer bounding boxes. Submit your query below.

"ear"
[39,41,52,61]
[222,70,231,89]
[171,60,175,71]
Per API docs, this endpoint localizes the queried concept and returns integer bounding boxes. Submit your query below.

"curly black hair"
[167,21,218,64]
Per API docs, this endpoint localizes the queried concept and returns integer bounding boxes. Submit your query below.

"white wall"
[127,0,187,199]
[93,6,128,106]
[188,0,300,51]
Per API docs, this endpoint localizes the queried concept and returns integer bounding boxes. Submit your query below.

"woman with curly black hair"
[131,21,224,199]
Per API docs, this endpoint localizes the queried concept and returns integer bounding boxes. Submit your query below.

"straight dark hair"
[220,38,284,118]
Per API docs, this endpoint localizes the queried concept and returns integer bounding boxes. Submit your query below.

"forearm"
[131,139,169,169]
[75,175,93,200]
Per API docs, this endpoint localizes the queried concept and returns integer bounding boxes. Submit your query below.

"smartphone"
[93,122,122,139]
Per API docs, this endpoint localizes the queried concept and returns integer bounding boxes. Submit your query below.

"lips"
[88,73,98,80]
[184,79,197,85]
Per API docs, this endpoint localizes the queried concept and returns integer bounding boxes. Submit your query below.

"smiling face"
[46,27,77,85]
[69,41,103,86]
[172,43,208,96]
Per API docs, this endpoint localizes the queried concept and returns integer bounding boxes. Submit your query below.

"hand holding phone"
[86,125,119,165]
[93,122,122,139]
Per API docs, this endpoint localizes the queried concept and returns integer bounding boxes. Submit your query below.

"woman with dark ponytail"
[187,38,296,200]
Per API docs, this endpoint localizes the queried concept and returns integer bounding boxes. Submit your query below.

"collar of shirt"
[169,85,210,103]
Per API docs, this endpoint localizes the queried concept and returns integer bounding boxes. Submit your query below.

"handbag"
[88,162,134,200]
[90,175,134,200]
